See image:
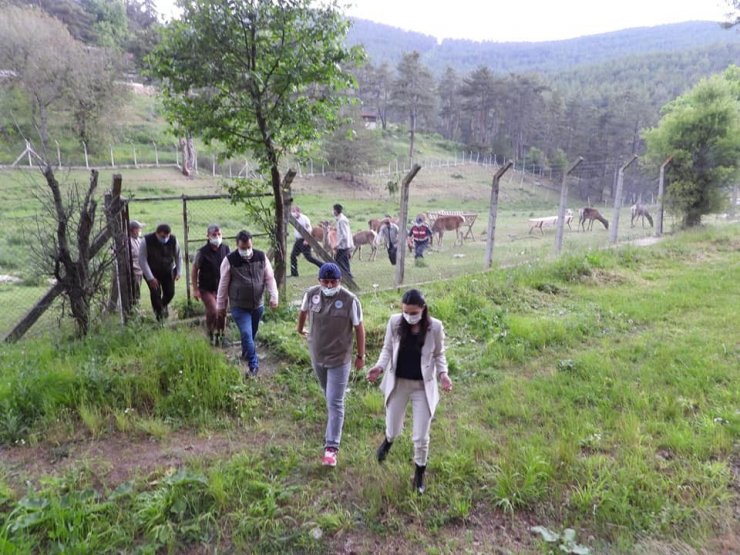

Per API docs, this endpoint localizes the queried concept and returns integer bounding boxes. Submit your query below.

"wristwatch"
[356,353,366,359]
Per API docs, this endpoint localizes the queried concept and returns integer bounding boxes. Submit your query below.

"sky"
[154,0,730,43]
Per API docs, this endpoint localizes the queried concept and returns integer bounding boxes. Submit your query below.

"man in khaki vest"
[297,263,366,467]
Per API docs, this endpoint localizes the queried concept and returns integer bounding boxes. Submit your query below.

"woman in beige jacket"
[367,289,452,494]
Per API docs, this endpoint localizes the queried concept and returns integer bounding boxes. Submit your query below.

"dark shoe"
[249,367,259,377]
[413,464,426,495]
[376,437,393,463]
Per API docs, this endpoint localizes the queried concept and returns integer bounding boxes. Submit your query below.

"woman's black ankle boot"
[413,464,426,494]
[376,437,393,462]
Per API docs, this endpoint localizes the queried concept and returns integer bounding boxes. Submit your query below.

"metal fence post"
[182,196,191,306]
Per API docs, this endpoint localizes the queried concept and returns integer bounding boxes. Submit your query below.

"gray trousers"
[386,378,432,466]
[314,362,351,449]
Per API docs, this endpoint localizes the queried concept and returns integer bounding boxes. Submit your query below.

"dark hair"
[333,203,343,214]
[236,230,252,242]
[400,288,430,344]
[156,223,171,235]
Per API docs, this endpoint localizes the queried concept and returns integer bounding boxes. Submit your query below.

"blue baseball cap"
[318,262,342,280]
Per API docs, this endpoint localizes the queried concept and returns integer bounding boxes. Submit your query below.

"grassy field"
[0,223,737,553]
[0,161,676,338]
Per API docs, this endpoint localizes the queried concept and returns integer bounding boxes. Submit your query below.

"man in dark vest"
[216,230,278,376]
[191,224,230,345]
[296,262,366,468]
[139,223,182,321]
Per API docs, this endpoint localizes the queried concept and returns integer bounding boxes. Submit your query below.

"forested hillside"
[348,18,740,203]
[347,19,740,75]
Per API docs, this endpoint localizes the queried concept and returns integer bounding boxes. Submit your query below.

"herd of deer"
[528,204,654,234]
[308,213,468,262]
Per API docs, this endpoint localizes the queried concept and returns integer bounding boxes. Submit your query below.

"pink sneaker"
[322,448,338,467]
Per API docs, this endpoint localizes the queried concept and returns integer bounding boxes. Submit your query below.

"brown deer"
[320,221,337,252]
[630,204,654,228]
[579,208,609,231]
[431,215,465,247]
[352,230,378,261]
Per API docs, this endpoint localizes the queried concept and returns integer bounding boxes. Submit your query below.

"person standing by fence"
[290,206,323,277]
[191,224,230,345]
[409,216,433,260]
[139,223,182,321]
[216,230,278,377]
[296,262,366,467]
[366,289,452,494]
[128,220,144,304]
[333,204,354,279]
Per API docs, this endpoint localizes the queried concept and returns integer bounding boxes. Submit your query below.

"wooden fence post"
[395,164,422,287]
[485,161,513,268]
[105,174,132,321]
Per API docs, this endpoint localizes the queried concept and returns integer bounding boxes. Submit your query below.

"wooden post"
[610,155,638,244]
[105,174,132,321]
[395,164,422,287]
[153,142,159,167]
[182,196,191,305]
[110,145,115,168]
[55,140,61,169]
[83,142,89,169]
[656,156,672,237]
[485,161,514,268]
[554,157,584,255]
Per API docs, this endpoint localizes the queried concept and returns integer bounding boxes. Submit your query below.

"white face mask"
[209,236,222,247]
[238,248,253,258]
[403,312,422,325]
[321,286,340,297]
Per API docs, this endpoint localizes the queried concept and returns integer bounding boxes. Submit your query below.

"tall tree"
[0,6,77,150]
[149,0,362,286]
[643,67,740,227]
[437,66,461,141]
[458,66,498,150]
[391,51,435,161]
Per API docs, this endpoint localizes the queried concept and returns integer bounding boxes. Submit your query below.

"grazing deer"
[579,207,609,231]
[630,204,654,228]
[352,230,378,261]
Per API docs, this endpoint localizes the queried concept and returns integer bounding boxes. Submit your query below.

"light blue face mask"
[158,235,170,244]
[321,286,340,297]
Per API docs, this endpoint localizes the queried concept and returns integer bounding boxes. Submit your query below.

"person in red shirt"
[408,216,432,259]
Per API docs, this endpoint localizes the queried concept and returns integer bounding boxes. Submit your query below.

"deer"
[579,207,609,231]
[630,204,654,228]
[352,230,378,261]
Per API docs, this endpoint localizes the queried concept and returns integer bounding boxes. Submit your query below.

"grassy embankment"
[0,224,737,553]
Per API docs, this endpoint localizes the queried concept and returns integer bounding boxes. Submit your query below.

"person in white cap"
[128,220,144,303]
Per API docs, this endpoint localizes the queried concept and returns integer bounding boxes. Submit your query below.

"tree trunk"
[270,164,286,289]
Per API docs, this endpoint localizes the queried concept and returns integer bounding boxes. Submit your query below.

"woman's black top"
[395,330,424,380]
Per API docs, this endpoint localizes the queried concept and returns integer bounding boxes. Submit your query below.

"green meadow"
[0,222,737,553]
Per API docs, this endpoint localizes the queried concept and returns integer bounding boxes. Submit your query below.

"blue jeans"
[313,362,351,449]
[414,239,429,258]
[230,305,264,369]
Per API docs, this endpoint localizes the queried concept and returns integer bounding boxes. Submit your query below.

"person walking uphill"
[128,220,144,304]
[192,224,230,345]
[216,230,278,377]
[332,204,354,279]
[367,289,453,494]
[290,206,322,277]
[139,223,183,321]
[297,263,366,468]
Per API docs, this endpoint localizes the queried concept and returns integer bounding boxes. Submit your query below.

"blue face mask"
[158,235,170,244]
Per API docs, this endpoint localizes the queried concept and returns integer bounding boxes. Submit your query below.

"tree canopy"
[148,0,362,286]
[643,66,740,227]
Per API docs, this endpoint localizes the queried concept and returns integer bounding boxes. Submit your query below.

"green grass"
[0,224,737,552]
